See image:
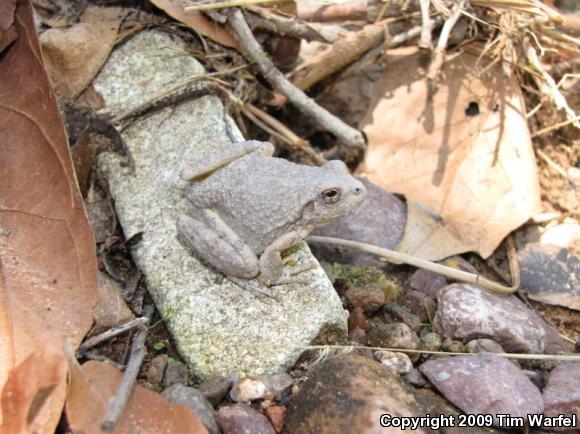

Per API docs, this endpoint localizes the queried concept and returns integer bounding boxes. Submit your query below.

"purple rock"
[420,352,543,425]
[400,289,437,323]
[435,284,546,353]
[406,269,448,298]
[217,403,276,434]
[543,362,580,431]
[311,178,406,268]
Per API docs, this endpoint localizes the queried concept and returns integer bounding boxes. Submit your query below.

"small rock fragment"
[162,384,220,434]
[519,243,580,311]
[400,289,437,323]
[230,373,293,402]
[199,375,232,406]
[217,403,276,434]
[164,360,189,387]
[406,269,447,297]
[348,328,366,345]
[441,337,465,353]
[367,322,420,353]
[465,339,505,354]
[542,362,580,430]
[523,370,547,390]
[403,368,429,388]
[374,350,413,374]
[435,283,547,353]
[345,285,385,313]
[348,306,370,332]
[147,354,168,385]
[284,354,428,434]
[420,353,543,425]
[264,406,286,433]
[420,332,442,352]
[384,303,422,332]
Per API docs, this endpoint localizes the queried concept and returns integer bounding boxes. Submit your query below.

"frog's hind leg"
[181,140,274,181]
[177,209,260,279]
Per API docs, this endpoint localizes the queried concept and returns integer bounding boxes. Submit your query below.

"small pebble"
[348,328,367,345]
[367,322,420,362]
[420,332,442,352]
[230,373,293,402]
[374,350,413,374]
[146,354,168,385]
[384,303,422,332]
[163,360,189,387]
[348,306,370,332]
[441,337,465,353]
[345,285,385,313]
[264,405,286,433]
[465,338,505,354]
[199,374,232,406]
[217,403,276,434]
[162,384,220,434]
[403,368,429,388]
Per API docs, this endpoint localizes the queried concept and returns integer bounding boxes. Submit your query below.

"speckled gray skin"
[95,30,349,379]
[178,140,366,287]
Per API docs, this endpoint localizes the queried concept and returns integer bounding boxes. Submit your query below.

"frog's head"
[302,160,367,225]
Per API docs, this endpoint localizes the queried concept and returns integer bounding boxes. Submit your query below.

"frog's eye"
[322,188,341,204]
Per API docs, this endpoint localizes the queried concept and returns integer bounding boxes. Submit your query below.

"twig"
[78,317,149,355]
[303,345,580,361]
[290,20,426,92]
[532,115,580,137]
[419,0,432,49]
[536,148,574,182]
[307,236,518,294]
[427,0,466,92]
[184,0,290,11]
[101,304,154,432]
[245,8,344,43]
[524,37,580,130]
[297,0,368,22]
[228,8,366,149]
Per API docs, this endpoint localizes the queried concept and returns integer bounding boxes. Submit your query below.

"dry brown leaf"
[66,360,209,434]
[0,0,16,53]
[91,273,135,335]
[359,47,541,259]
[0,0,97,431]
[40,7,124,99]
[149,0,240,50]
[0,350,67,434]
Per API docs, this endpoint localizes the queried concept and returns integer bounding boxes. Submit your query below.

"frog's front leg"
[177,209,260,279]
[258,232,319,286]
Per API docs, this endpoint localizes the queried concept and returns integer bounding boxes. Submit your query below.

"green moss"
[330,263,402,302]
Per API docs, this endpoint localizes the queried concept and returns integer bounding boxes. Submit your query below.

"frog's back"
[186,153,321,251]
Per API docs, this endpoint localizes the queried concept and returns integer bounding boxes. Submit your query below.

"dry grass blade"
[184,0,292,11]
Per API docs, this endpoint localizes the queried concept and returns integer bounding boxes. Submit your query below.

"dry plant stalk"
[228,8,366,149]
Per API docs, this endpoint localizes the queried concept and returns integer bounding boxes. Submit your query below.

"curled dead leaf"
[40,7,124,99]
[149,0,240,50]
[359,47,541,259]
[66,360,209,434]
[0,0,98,431]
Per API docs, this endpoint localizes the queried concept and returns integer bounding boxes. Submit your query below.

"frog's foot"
[228,276,280,302]
[264,261,319,287]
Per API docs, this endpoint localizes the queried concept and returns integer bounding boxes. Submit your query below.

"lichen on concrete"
[94,31,347,379]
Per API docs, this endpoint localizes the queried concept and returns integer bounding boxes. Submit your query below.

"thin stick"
[427,0,465,91]
[101,304,154,432]
[228,8,366,149]
[536,147,573,181]
[78,317,149,354]
[304,344,580,361]
[307,236,518,294]
[532,114,580,137]
[419,0,432,49]
[184,0,291,11]
[245,8,344,43]
[524,37,580,130]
